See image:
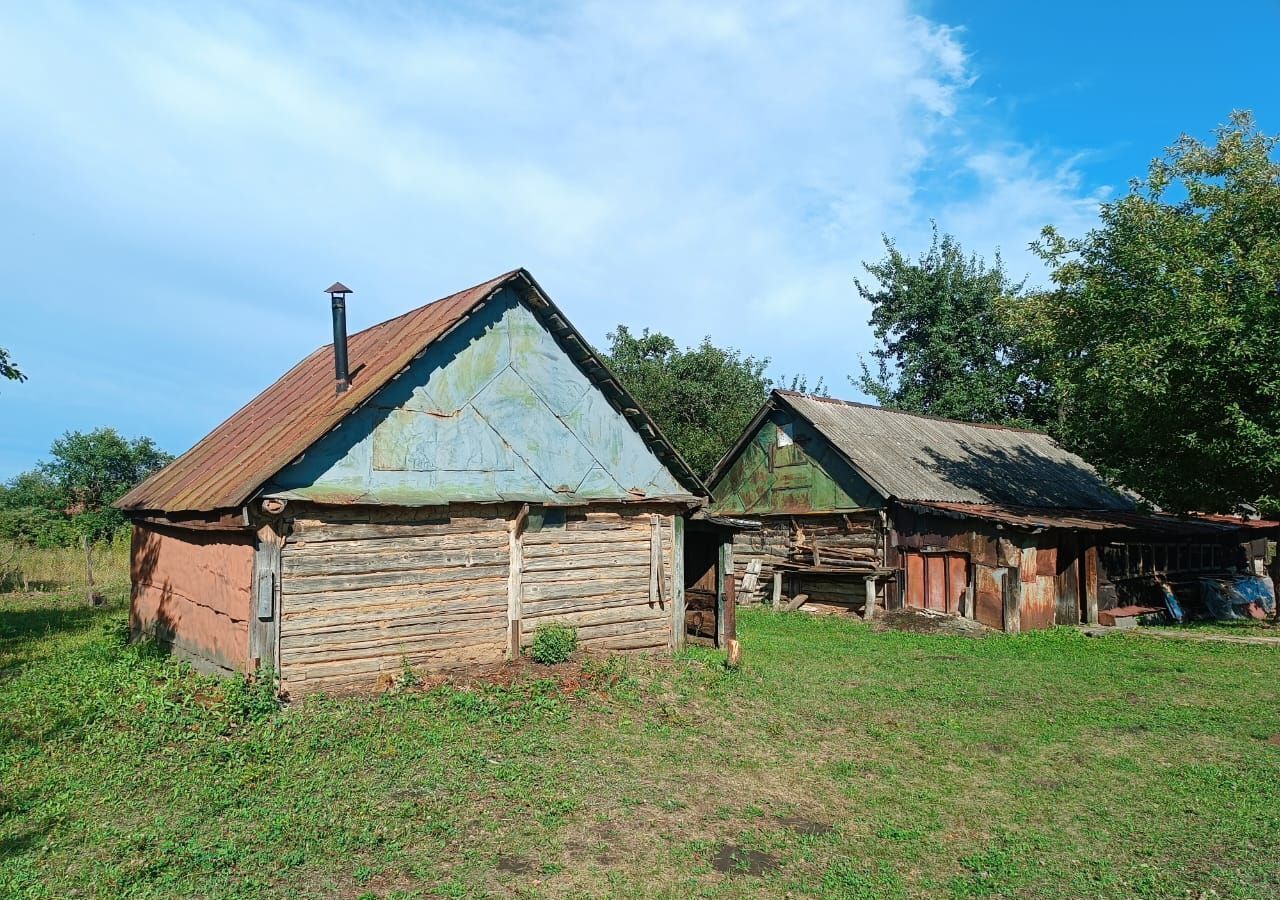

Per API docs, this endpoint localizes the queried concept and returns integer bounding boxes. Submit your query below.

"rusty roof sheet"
[771,391,1135,510]
[902,501,1280,537]
[117,269,704,513]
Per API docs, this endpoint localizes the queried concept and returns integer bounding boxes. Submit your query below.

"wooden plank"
[522,549,651,572]
[521,602,664,631]
[1083,543,1100,625]
[250,521,283,674]
[672,516,685,651]
[521,575,649,603]
[509,503,528,660]
[282,563,510,595]
[281,576,510,613]
[282,546,508,577]
[649,515,662,608]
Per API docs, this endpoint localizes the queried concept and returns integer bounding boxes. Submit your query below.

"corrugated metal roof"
[117,269,703,514]
[901,501,1275,536]
[772,391,1134,510]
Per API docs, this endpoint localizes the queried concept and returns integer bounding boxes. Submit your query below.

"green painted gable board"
[710,411,882,515]
[266,290,692,505]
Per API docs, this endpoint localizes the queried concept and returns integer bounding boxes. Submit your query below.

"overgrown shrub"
[529,623,577,665]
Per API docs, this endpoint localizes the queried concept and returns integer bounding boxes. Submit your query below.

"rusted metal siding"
[128,524,255,674]
[711,411,881,516]
[266,293,689,506]
[116,269,702,514]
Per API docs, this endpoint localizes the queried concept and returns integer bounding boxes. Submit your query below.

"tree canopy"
[1019,112,1280,514]
[855,227,1049,426]
[602,327,781,479]
[0,428,171,546]
[0,347,24,383]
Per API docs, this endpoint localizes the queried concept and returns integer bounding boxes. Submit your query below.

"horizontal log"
[288,520,508,542]
[284,596,508,635]
[283,563,509,595]
[282,577,508,612]
[283,546,508,577]
[283,619,508,655]
[523,538,650,558]
[522,551,651,573]
[285,532,507,557]
[521,602,664,632]
[522,576,650,603]
[522,593,657,618]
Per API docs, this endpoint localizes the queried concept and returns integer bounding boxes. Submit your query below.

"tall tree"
[602,327,776,478]
[1023,112,1280,514]
[0,347,24,383]
[41,428,171,543]
[855,227,1050,426]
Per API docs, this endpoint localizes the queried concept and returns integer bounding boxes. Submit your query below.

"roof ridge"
[772,389,1050,436]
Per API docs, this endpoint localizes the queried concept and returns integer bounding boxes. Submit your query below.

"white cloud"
[0,0,1105,475]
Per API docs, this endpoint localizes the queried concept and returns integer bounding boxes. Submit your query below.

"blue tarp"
[1198,575,1276,620]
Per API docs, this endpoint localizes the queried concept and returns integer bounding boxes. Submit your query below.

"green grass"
[3,583,1280,898]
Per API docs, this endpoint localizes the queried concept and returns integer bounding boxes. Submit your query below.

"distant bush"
[529,623,577,665]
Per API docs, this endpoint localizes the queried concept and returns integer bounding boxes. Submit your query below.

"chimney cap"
[325,282,353,296]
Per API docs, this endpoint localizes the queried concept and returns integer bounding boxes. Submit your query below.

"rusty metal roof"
[117,269,704,514]
[768,391,1135,509]
[900,501,1279,537]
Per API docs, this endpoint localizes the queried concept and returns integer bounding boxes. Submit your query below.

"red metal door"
[904,550,969,614]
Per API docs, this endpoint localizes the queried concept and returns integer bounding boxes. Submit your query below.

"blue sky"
[2,1,1275,478]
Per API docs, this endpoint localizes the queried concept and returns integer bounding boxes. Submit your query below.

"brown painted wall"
[129,524,255,674]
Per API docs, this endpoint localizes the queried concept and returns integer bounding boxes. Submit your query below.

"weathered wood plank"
[281,576,509,612]
[283,563,509,595]
[284,533,507,557]
[522,576,650,603]
[283,546,508,577]
[521,602,664,631]
[283,619,509,655]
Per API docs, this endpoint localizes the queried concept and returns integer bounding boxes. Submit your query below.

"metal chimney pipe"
[325,282,352,393]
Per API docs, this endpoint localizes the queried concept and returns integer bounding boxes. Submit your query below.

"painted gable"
[710,409,882,515]
[266,289,691,505]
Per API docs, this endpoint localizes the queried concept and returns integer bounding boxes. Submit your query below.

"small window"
[776,423,794,447]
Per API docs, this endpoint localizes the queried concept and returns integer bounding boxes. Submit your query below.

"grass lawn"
[3,585,1280,899]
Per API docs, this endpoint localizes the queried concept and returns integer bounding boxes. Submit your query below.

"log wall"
[521,508,676,651]
[279,508,511,693]
[277,503,680,694]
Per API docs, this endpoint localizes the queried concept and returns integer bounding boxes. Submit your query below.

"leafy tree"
[603,327,786,478]
[1023,112,1280,514]
[855,227,1051,426]
[0,347,24,383]
[0,471,72,548]
[41,428,172,543]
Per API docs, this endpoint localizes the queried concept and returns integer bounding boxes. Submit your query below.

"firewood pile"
[787,541,879,570]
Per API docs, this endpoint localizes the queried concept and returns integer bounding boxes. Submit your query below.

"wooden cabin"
[707,390,1275,631]
[116,269,730,694]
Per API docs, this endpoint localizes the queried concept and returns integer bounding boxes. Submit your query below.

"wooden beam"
[863,575,877,620]
[508,503,530,660]
[251,520,284,675]
[671,516,686,651]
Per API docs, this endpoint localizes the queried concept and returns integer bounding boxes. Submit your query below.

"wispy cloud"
[0,0,1104,474]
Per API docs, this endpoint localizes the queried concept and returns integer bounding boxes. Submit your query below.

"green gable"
[710,409,882,515]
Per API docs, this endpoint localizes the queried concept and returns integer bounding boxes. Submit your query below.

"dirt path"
[1134,628,1280,647]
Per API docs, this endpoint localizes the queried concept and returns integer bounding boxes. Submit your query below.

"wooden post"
[1083,544,1100,625]
[508,503,529,660]
[251,520,284,675]
[649,514,664,607]
[771,570,782,607]
[671,516,686,651]
[1001,565,1021,634]
[863,575,877,620]
[718,537,735,646]
[82,534,100,606]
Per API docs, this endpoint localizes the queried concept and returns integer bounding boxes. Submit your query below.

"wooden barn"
[115,269,729,694]
[707,390,1275,631]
